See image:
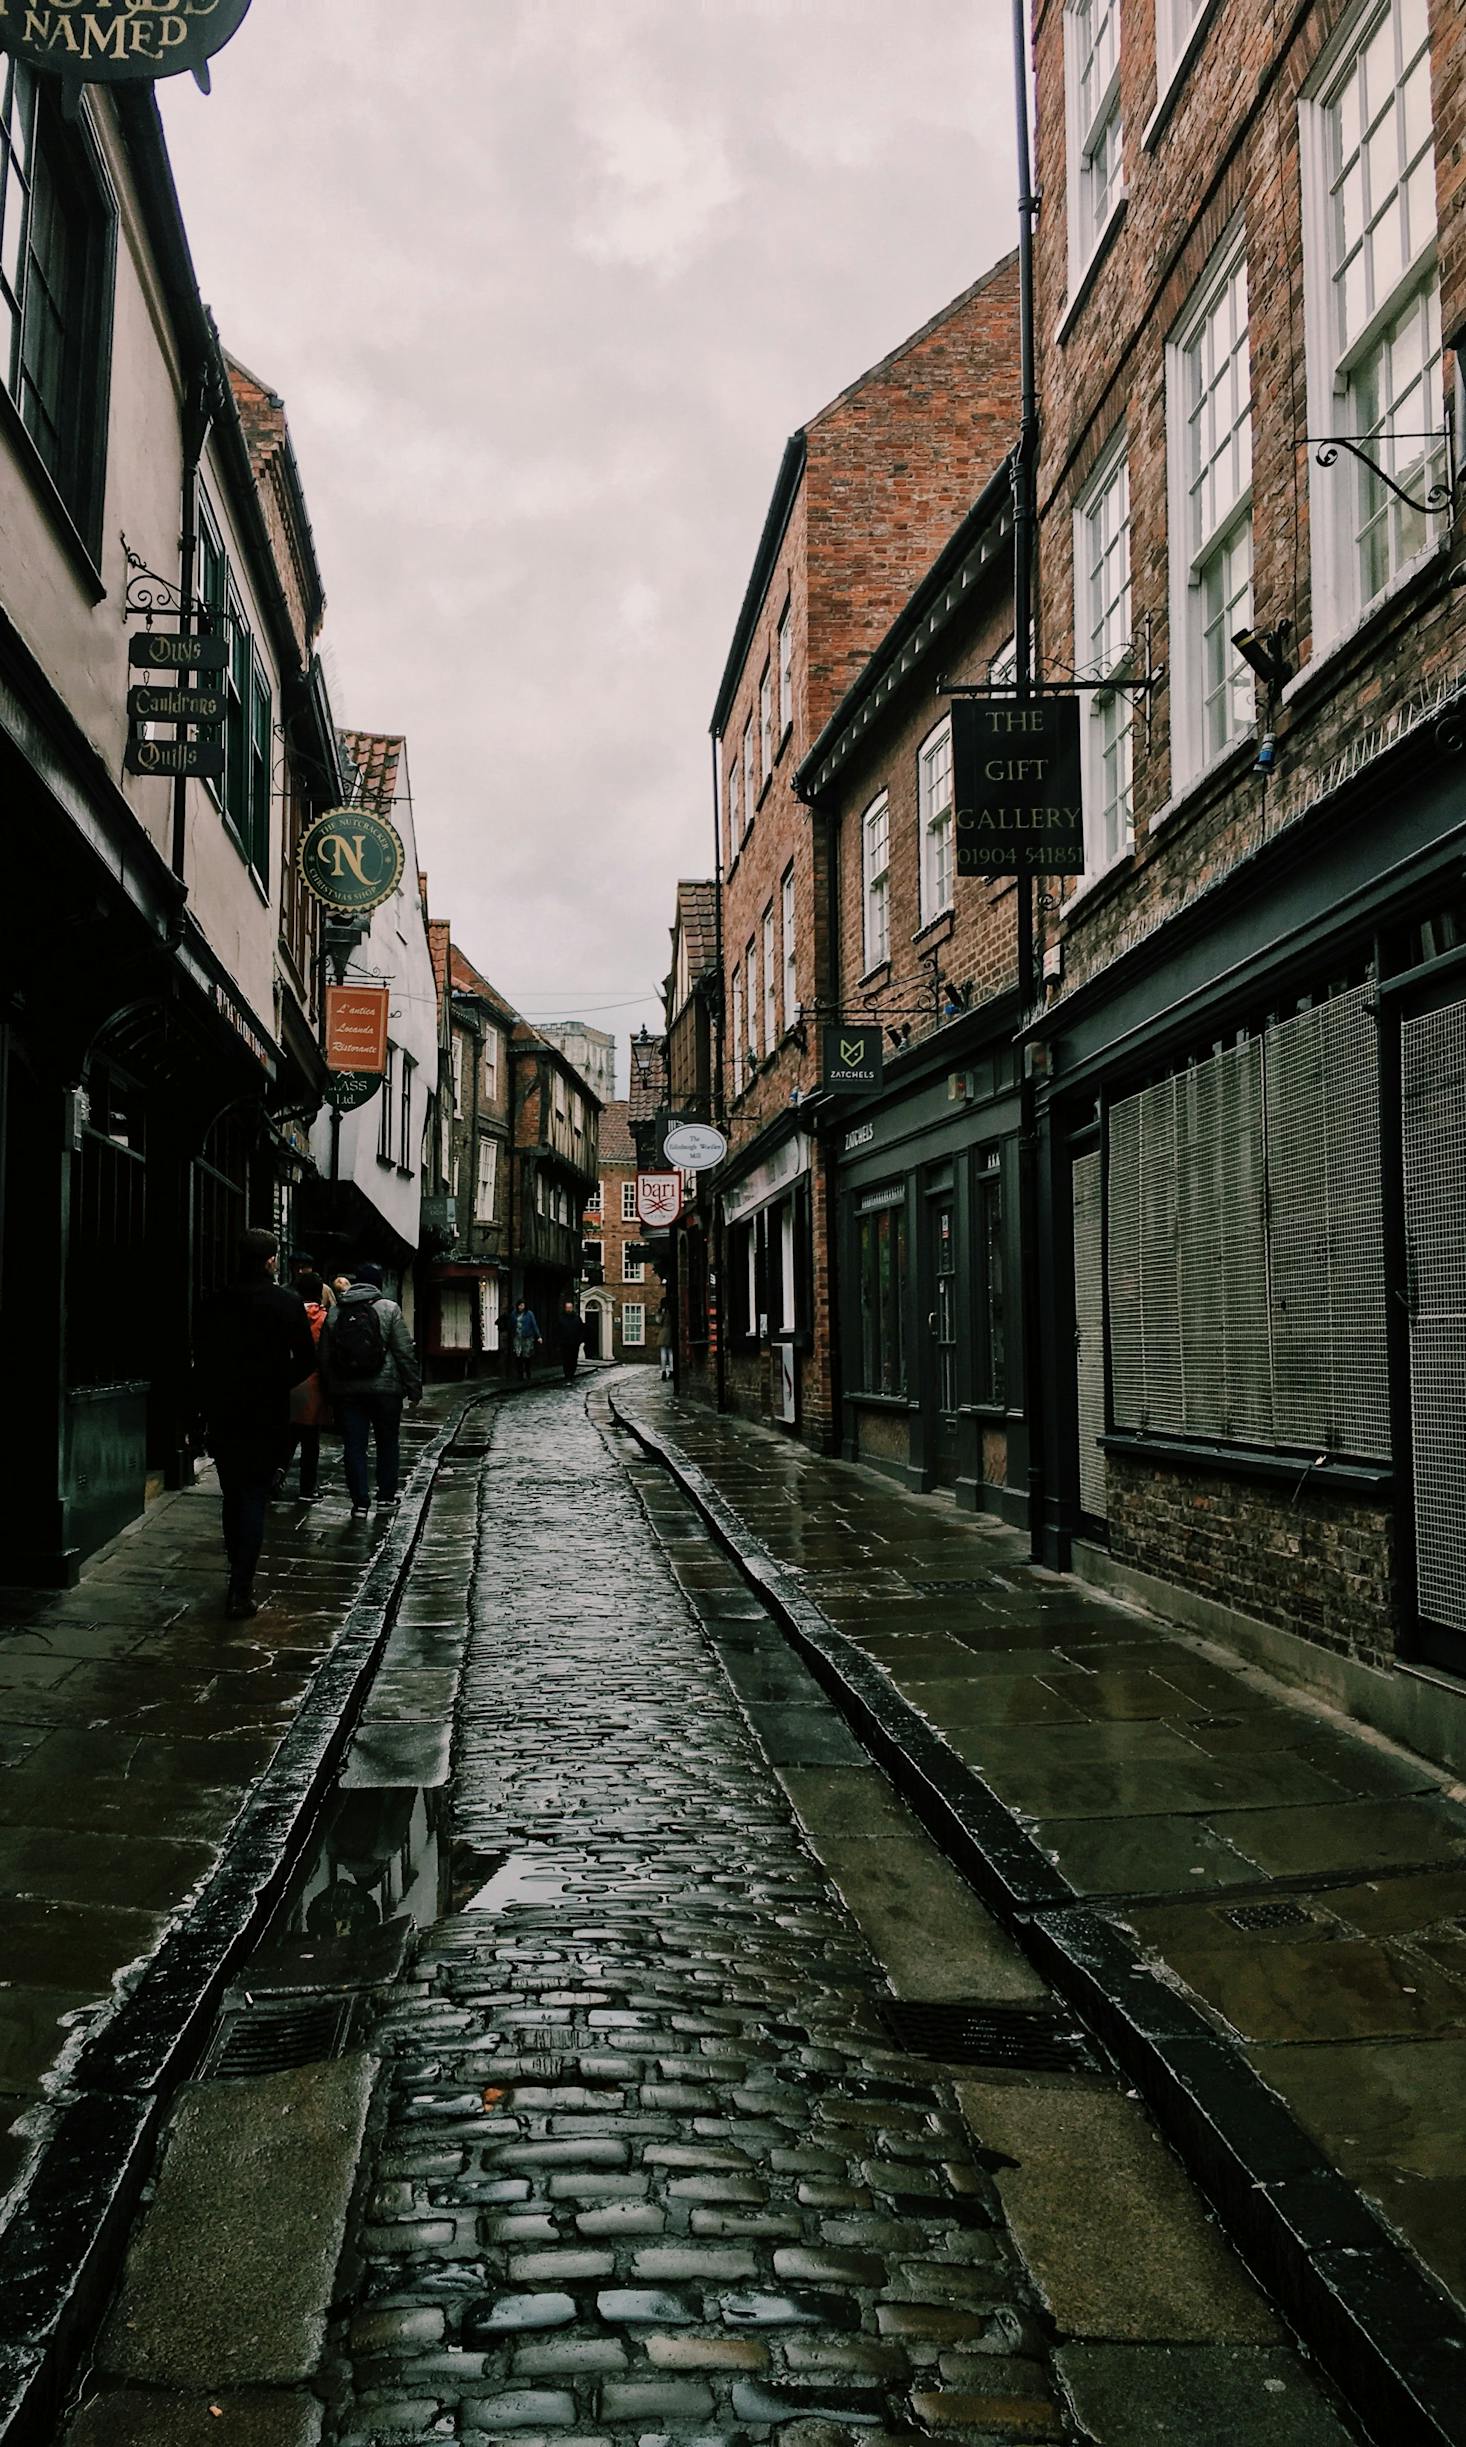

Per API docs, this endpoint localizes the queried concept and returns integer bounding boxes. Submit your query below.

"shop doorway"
[929,1196,958,1488]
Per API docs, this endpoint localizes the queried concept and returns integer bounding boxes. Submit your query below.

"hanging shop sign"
[0,0,255,86]
[635,1171,684,1229]
[127,683,226,726]
[662,1120,727,1170]
[128,628,229,672]
[822,1026,884,1094]
[324,985,390,1075]
[324,1071,381,1114]
[298,808,406,916]
[124,734,223,779]
[951,696,1085,877]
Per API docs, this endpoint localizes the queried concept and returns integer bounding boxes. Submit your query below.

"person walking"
[195,1228,317,1619]
[657,1300,675,1383]
[556,1297,585,1382]
[321,1262,422,1518]
[275,1269,330,1501]
[512,1299,541,1384]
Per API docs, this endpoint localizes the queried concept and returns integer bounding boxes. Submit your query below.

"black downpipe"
[171,365,215,884]
[816,796,844,1452]
[1010,0,1046,1561]
[711,730,729,1414]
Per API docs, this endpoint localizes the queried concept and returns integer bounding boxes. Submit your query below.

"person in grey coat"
[321,1261,423,1516]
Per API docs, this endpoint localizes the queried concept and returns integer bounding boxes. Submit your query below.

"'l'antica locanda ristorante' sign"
[0,0,253,85]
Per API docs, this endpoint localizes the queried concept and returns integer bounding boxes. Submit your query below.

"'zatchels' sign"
[951,697,1085,877]
[0,0,254,84]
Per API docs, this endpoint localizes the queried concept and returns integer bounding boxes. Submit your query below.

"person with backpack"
[321,1261,422,1518]
[195,1228,317,1619]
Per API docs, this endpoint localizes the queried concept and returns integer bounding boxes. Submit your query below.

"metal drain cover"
[903,1577,994,1595]
[1221,1900,1316,1933]
[877,2000,1097,2073]
[200,1992,358,2080]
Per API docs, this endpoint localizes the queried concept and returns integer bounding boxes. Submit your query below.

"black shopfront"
[832,1011,1027,1521]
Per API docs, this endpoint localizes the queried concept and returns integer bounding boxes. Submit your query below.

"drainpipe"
[711,729,728,1414]
[812,790,844,1453]
[1011,0,1047,1562]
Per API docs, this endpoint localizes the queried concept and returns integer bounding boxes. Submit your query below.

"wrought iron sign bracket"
[1306,426,1459,517]
[120,535,226,629]
[939,624,1167,745]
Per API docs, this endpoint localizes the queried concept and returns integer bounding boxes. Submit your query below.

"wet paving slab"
[0,1404,446,2229]
[611,1381,1466,2356]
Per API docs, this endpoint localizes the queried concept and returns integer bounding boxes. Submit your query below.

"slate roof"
[338,729,403,811]
[598,1099,636,1165]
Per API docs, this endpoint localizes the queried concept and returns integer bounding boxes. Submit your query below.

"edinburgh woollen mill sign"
[0,0,254,85]
[950,696,1085,877]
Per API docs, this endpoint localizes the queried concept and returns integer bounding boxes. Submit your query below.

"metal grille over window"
[1107,985,1388,1458]
[1403,1000,1466,1632]
[1072,1151,1107,1518]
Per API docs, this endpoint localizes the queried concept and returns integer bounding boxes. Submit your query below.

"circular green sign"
[299,807,406,916]
[0,0,255,86]
[325,1072,382,1114]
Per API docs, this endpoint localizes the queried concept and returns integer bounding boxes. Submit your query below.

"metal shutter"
[1073,1151,1106,1519]
[1177,1042,1270,1441]
[1139,1079,1184,1431]
[1108,1094,1143,1428]
[1403,1001,1466,1630]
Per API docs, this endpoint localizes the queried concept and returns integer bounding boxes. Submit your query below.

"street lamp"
[630,1025,658,1094]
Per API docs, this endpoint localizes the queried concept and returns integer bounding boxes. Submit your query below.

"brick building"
[418,932,516,1374]
[662,882,720,1401]
[796,469,1022,1511]
[1015,0,1466,1746]
[509,1026,600,1338]
[580,1100,657,1365]
[708,257,1021,1442]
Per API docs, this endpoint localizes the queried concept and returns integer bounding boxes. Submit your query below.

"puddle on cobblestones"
[462,1851,571,1913]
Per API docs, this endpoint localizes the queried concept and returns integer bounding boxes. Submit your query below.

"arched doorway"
[582,1292,613,1360]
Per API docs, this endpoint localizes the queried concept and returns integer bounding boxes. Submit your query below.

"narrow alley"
[54,1380,1360,2447]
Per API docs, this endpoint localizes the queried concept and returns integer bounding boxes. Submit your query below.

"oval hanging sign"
[0,0,255,87]
[298,807,406,917]
[663,1121,728,1170]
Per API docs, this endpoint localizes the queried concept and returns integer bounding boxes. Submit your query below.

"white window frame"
[480,1027,499,1103]
[745,939,759,1066]
[586,1178,602,1215]
[781,863,797,1021]
[1064,0,1124,284]
[1074,435,1134,879]
[862,792,891,970]
[1153,0,1216,123]
[451,1033,464,1114]
[762,902,777,1049]
[1166,225,1254,787]
[917,718,955,927]
[474,1134,497,1223]
[777,602,793,738]
[1300,0,1443,649]
[726,748,741,862]
[731,966,745,1097]
[621,1301,646,1348]
[620,1179,637,1222]
[623,1245,645,1283]
[759,662,773,781]
[742,716,756,827]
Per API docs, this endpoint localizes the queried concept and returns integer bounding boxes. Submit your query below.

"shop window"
[976,1149,1006,1405]
[1108,984,1388,1456]
[857,1195,907,1396]
[0,60,114,552]
[193,1107,253,1313]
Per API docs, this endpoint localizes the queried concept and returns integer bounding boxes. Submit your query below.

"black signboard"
[127,685,227,727]
[952,696,1085,877]
[822,1026,884,1093]
[325,1072,382,1114]
[299,808,407,916]
[0,0,254,87]
[125,736,224,780]
[129,630,229,673]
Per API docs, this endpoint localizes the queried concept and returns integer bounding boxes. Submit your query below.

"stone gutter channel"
[608,1388,1466,2447]
[0,1390,492,2447]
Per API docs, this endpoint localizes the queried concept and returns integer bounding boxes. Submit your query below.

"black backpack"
[331,1298,385,1379]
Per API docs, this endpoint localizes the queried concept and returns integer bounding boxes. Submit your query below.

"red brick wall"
[583,1159,658,1364]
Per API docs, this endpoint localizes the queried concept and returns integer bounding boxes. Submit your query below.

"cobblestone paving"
[334,1383,1070,2447]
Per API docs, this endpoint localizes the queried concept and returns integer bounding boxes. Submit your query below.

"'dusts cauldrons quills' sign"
[0,0,253,88]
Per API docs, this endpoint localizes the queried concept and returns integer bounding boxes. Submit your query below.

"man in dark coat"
[195,1228,317,1619]
[556,1297,585,1382]
[320,1261,422,1517]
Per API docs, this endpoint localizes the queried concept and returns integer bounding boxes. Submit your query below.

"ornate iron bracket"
[1308,430,1457,517]
[120,535,225,628]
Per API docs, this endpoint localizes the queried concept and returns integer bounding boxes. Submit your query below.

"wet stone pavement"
[329,1380,1349,2447]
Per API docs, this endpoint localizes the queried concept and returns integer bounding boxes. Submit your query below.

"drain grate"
[877,2000,1098,2073]
[902,1577,995,1595]
[1221,1900,1315,1933]
[200,1992,358,2080]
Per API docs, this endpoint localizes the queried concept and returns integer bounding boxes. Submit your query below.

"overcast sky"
[161,1,1017,1086]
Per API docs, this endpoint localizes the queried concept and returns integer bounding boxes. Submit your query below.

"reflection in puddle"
[463,1854,569,1914]
[282,1786,451,1941]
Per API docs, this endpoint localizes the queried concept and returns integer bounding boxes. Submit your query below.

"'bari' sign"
[951,697,1085,876]
[324,986,390,1075]
[0,0,255,87]
[299,808,406,917]
[635,1172,683,1229]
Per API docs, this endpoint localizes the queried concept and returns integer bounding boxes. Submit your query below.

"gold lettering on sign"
[318,833,375,884]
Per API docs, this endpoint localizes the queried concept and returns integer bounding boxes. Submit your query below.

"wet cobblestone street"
[337,1382,1071,2447]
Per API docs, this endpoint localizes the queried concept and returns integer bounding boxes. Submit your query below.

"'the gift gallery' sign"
[951,696,1086,877]
[0,0,254,84]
